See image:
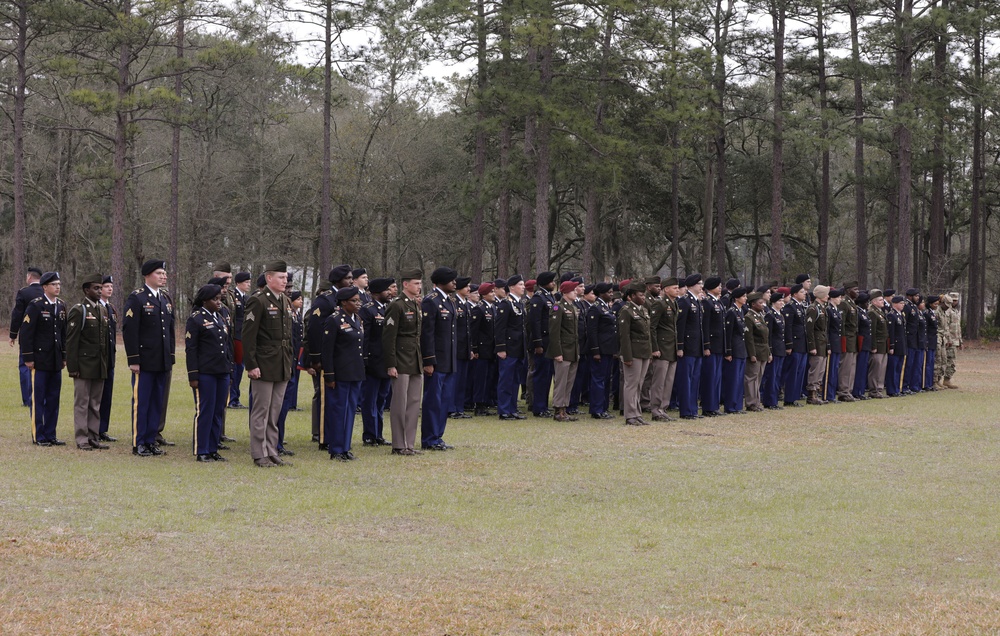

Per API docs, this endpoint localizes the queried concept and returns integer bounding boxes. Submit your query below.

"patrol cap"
[747,292,763,303]
[40,271,60,285]
[726,278,741,291]
[28,267,43,277]
[594,282,613,295]
[264,260,287,273]
[684,273,702,287]
[927,295,940,305]
[141,259,166,276]
[645,276,661,285]
[456,276,472,290]
[289,290,302,302]
[506,275,523,289]
[208,276,228,286]
[81,274,103,287]
[584,284,596,295]
[940,294,951,305]
[905,288,919,296]
[704,277,722,291]
[560,281,578,295]
[235,272,252,283]
[795,273,811,284]
[194,284,222,306]
[662,277,679,287]
[891,295,905,304]
[869,289,884,300]
[431,267,458,285]
[336,286,360,302]
[478,282,495,296]
[813,285,830,299]
[536,271,557,287]
[369,277,395,294]
[525,280,536,292]
[843,280,859,289]
[829,288,843,298]
[399,268,422,282]
[790,284,804,295]
[215,262,232,273]
[352,268,367,279]
[256,274,266,288]
[102,275,114,285]
[329,264,352,283]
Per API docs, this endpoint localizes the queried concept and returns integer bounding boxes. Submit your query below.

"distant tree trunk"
[11,0,28,288]
[967,4,983,337]
[769,0,785,282]
[669,4,681,276]
[713,0,733,275]
[496,0,513,277]
[895,0,914,286]
[468,0,488,281]
[111,0,134,311]
[928,0,948,290]
[702,159,714,275]
[583,9,614,281]
[320,0,333,274]
[816,2,830,284]
[849,0,867,287]
[518,114,536,276]
[169,2,184,298]
[532,3,554,271]
[583,188,598,279]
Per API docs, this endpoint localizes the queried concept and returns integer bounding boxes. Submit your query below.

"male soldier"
[853,291,872,400]
[941,293,961,388]
[242,260,294,467]
[495,275,528,420]
[676,274,705,420]
[744,292,770,412]
[804,285,830,405]
[306,264,352,449]
[213,262,234,316]
[922,296,939,391]
[527,271,557,417]
[569,283,595,415]
[886,295,907,396]
[66,275,110,451]
[700,277,726,417]
[122,260,176,456]
[901,288,922,394]
[229,271,252,410]
[383,269,423,455]
[762,292,787,410]
[648,277,679,421]
[470,282,497,416]
[782,283,809,407]
[721,287,749,414]
[354,268,371,305]
[867,290,889,398]
[359,277,394,446]
[421,267,458,450]
[825,289,843,403]
[837,282,860,401]
[98,276,118,441]
[10,266,45,407]
[619,282,654,425]
[586,282,617,419]
[449,276,475,419]
[547,280,580,422]
[20,272,67,446]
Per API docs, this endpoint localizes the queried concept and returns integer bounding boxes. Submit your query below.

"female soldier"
[186,284,233,462]
[322,286,365,461]
[618,282,654,426]
[743,292,770,412]
[722,287,749,414]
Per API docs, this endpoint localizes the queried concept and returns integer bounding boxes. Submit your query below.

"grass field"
[2,345,999,635]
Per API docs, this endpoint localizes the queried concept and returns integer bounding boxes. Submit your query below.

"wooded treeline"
[1,0,998,335]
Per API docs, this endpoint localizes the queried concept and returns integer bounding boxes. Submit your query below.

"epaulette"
[29,296,45,304]
[134,288,145,294]
[318,289,333,297]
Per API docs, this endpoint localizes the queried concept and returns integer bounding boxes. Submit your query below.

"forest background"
[1,0,998,337]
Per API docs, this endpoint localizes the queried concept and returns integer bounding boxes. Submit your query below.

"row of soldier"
[9,262,962,465]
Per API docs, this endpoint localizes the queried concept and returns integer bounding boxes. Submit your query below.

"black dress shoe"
[217,443,231,450]
[498,414,522,421]
[35,441,53,447]
[99,433,117,442]
[311,434,320,442]
[210,452,228,461]
[133,445,153,457]
[331,452,349,461]
[50,439,67,446]
[375,438,391,446]
[391,448,415,456]
[89,440,110,450]
[220,435,236,442]
[363,440,379,447]
[155,438,176,446]
[566,409,580,415]
[148,444,165,456]
[344,451,355,460]
[439,443,454,450]
[318,443,329,451]
[702,411,720,417]
[229,402,248,409]
[278,447,295,456]
[77,444,95,450]
[783,402,804,408]
[680,415,699,420]
[533,410,554,417]
[421,444,448,451]
[196,454,215,462]
[291,407,303,412]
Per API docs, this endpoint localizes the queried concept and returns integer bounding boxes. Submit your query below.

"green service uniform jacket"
[869,306,890,354]
[382,295,422,375]
[618,300,652,363]
[242,287,293,382]
[546,300,579,362]
[745,309,770,361]
[805,302,829,356]
[648,295,678,361]
[65,298,109,380]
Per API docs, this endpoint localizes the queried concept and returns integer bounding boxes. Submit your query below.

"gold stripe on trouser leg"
[30,368,36,443]
[900,354,906,393]
[192,385,200,456]
[319,374,325,444]
[132,371,140,447]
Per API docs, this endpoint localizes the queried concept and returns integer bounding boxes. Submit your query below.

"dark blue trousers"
[609,357,621,407]
[853,351,870,398]
[676,355,702,417]
[132,370,167,447]
[421,370,451,446]
[826,353,842,401]
[722,357,746,413]
[762,356,783,407]
[448,359,471,413]
[229,352,245,405]
[193,373,228,456]
[325,380,360,454]
[924,350,936,388]
[886,354,903,395]
[361,374,391,442]
[471,358,497,406]
[276,366,299,448]
[669,363,682,410]
[700,353,723,413]
[497,356,525,416]
[99,368,115,434]
[904,348,923,392]
[19,352,31,406]
[288,366,301,409]
[588,355,614,415]
[30,368,61,443]
[783,352,808,403]
[569,356,590,410]
[531,353,553,414]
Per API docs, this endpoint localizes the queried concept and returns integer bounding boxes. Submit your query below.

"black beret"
[369,277,395,294]
[431,267,458,285]
[571,276,584,284]
[289,291,302,302]
[891,295,905,303]
[80,274,103,287]
[400,268,422,282]
[208,276,228,286]
[645,276,661,285]
[506,275,523,289]
[560,272,575,282]
[256,274,266,288]
[141,259,166,276]
[40,271,60,285]
[767,280,779,288]
[329,264,353,283]
[584,284,596,295]
[594,282,613,295]
[336,286,360,302]
[857,292,870,304]
[755,284,770,293]
[235,272,251,283]
[731,286,749,299]
[927,295,940,305]
[725,278,740,291]
[769,293,784,305]
[102,275,114,285]
[905,288,919,296]
[456,276,472,290]
[352,268,367,279]
[494,278,507,288]
[829,288,843,298]
[843,280,859,289]
[469,283,480,294]
[215,262,232,273]
[536,271,557,287]
[884,289,896,297]
[704,277,722,291]
[684,273,703,287]
[790,283,804,295]
[264,260,287,273]
[194,284,222,306]
[794,273,811,284]
[27,267,43,276]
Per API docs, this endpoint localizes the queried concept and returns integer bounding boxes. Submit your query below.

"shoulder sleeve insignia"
[125,309,133,318]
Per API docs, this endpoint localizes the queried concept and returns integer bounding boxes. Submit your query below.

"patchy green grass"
[1,346,999,634]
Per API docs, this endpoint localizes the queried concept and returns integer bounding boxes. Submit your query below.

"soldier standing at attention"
[383,269,423,455]
[675,274,705,420]
[585,282,617,420]
[943,293,962,388]
[547,280,580,422]
[866,290,890,398]
[66,274,110,451]
[744,292,770,412]
[21,272,67,446]
[619,282,654,425]
[242,261,294,467]
[924,296,940,391]
[647,277,680,422]
[98,276,118,442]
[853,291,872,400]
[901,288,922,394]
[762,292,786,410]
[527,271,558,417]
[782,284,809,407]
[323,286,366,461]
[359,278,395,446]
[10,266,44,407]
[886,295,907,396]
[185,284,233,462]
[449,276,475,419]
[700,277,726,417]
[123,260,175,456]
[722,287,749,414]
[354,268,371,305]
[495,275,529,420]
[837,282,860,401]
[804,285,830,405]
[274,290,304,456]
[825,289,843,403]
[228,271,252,410]
[420,267,458,450]
[306,265,352,450]
[470,282,497,416]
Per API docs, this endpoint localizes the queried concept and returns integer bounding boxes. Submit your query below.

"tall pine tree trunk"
[816,3,830,284]
[320,0,334,273]
[111,0,133,313]
[895,0,914,286]
[968,4,983,337]
[928,0,948,290]
[169,2,184,298]
[468,0,488,281]
[849,0,867,287]
[769,0,785,282]
[11,0,28,291]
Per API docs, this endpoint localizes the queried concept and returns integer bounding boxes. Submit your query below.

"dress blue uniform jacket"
[676,292,705,357]
[575,299,590,352]
[701,295,727,355]
[185,308,234,381]
[857,305,872,351]
[827,304,843,351]
[19,296,66,371]
[322,310,366,383]
[585,300,618,357]
[888,310,906,354]
[360,300,388,378]
[454,297,472,361]
[782,300,808,354]
[122,286,176,372]
[766,306,785,357]
[915,308,928,348]
[528,289,554,351]
[723,306,748,359]
[9,282,45,340]
[494,295,527,358]
[925,308,938,351]
[903,300,919,349]
[470,300,496,359]
[420,288,457,373]
[103,301,118,369]
[306,291,337,366]
[232,289,247,340]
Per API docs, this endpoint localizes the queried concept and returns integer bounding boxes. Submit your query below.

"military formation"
[9,262,965,464]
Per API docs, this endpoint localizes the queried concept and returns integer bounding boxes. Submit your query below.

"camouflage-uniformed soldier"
[943,293,961,388]
[618,282,654,426]
[20,272,67,446]
[383,268,423,455]
[242,261,294,468]
[936,294,960,388]
[804,285,830,405]
[546,281,580,422]
[66,274,110,451]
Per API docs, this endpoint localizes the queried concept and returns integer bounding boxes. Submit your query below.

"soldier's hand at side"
[68,371,79,378]
[471,353,479,360]
[189,380,198,388]
[129,364,139,373]
[809,349,817,355]
[677,350,684,358]
[248,367,261,379]
[768,355,773,363]
[306,367,316,376]
[555,355,563,363]
[326,381,336,389]
[25,361,34,370]
[623,359,632,367]
[387,367,398,378]
[725,356,732,362]
[593,354,600,362]
[652,351,661,358]
[703,349,710,357]
[423,365,434,376]
[786,348,792,355]
[8,338,14,347]
[750,356,757,363]
[497,352,507,360]
[534,347,544,355]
